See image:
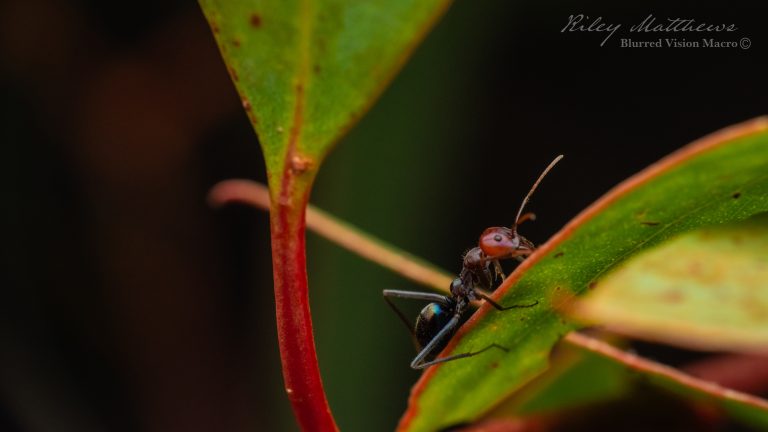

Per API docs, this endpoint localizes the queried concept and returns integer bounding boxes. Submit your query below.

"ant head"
[479,227,534,259]
[480,155,562,259]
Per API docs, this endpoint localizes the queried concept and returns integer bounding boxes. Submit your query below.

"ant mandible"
[383,155,563,369]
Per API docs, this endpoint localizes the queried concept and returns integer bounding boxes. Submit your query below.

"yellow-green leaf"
[574,213,768,352]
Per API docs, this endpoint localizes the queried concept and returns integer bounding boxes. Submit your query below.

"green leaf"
[198,0,451,187]
[648,365,768,430]
[575,214,768,351]
[399,118,768,432]
[487,340,631,418]
[488,339,768,429]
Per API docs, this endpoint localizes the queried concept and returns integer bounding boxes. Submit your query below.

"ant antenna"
[513,155,563,231]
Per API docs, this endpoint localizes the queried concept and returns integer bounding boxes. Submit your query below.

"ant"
[467,154,563,284]
[383,155,563,369]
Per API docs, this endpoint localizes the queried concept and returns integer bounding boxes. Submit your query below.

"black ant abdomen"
[415,301,455,360]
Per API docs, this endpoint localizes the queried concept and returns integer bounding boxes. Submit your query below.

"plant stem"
[209,179,452,291]
[268,177,338,432]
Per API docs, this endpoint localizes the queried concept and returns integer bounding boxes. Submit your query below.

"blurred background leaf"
[483,337,768,431]
[575,213,768,352]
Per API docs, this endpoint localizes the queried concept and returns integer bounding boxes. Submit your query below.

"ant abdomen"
[415,302,455,358]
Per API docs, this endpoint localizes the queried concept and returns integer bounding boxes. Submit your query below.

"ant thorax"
[449,277,468,299]
[460,247,494,292]
[462,247,486,271]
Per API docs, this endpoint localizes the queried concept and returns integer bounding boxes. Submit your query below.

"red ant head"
[478,155,562,261]
[479,226,535,259]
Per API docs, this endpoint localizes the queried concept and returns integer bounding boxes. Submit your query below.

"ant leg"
[414,343,509,369]
[383,290,452,337]
[382,290,451,305]
[492,259,506,281]
[410,314,461,369]
[383,296,415,337]
[477,292,538,311]
[478,265,493,290]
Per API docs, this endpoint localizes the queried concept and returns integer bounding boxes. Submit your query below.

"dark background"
[1,0,766,431]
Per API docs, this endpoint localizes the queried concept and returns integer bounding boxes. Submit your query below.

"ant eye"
[493,234,503,242]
